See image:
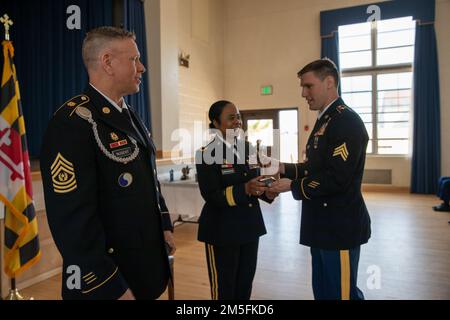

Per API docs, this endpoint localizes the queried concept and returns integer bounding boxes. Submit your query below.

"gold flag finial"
[0,14,13,41]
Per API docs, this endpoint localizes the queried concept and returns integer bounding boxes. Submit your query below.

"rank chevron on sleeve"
[333,143,349,161]
[50,153,77,193]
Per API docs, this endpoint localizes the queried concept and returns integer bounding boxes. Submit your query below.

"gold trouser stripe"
[340,250,350,300]
[225,186,236,206]
[294,163,298,180]
[207,244,218,300]
[300,178,311,200]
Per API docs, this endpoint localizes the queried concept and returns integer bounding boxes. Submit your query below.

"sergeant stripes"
[333,143,349,161]
[50,153,77,194]
[81,267,119,294]
[83,272,98,285]
[307,181,320,189]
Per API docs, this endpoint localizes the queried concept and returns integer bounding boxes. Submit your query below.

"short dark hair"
[208,100,232,129]
[82,26,136,70]
[297,58,339,88]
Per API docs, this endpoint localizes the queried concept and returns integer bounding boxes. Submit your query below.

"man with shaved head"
[40,27,175,300]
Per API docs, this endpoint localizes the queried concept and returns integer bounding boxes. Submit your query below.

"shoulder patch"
[54,95,91,117]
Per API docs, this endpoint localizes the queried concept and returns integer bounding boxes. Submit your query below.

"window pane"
[367,140,373,154]
[377,122,409,139]
[377,16,415,33]
[378,112,409,122]
[378,73,412,90]
[365,123,373,140]
[377,73,412,119]
[339,21,371,37]
[377,29,415,49]
[341,75,372,93]
[340,35,371,52]
[377,139,409,155]
[341,92,372,108]
[340,51,372,69]
[378,90,411,113]
[351,107,372,115]
[377,46,414,65]
[359,113,373,123]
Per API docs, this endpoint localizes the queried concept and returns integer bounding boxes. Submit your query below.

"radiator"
[362,169,392,184]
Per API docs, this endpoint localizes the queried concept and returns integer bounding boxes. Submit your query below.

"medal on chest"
[313,119,331,149]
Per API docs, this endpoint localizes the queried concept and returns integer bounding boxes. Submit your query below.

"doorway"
[241,108,298,163]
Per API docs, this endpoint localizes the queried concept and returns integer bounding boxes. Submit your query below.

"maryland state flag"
[0,40,40,277]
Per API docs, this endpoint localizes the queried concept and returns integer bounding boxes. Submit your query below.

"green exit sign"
[261,85,273,95]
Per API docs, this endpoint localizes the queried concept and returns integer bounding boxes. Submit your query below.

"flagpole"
[2,204,23,300]
[4,278,25,300]
[2,205,31,300]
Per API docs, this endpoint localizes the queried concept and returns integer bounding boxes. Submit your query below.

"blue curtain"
[321,32,341,95]
[123,0,152,132]
[411,23,441,194]
[1,0,113,158]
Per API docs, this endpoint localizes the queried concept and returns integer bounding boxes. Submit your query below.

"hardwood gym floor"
[21,191,450,300]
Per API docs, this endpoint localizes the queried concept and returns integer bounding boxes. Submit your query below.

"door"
[241,108,298,163]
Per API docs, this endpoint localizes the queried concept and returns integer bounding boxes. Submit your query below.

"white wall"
[146,0,225,155]
[223,0,450,186]
[177,0,225,155]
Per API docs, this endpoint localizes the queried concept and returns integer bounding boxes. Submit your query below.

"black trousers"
[205,240,259,300]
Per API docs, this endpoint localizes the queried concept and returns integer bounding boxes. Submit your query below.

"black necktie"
[123,107,146,145]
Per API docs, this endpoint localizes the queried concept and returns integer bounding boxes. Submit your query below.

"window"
[339,16,416,155]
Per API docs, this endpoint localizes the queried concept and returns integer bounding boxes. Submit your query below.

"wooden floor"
[20,191,450,300]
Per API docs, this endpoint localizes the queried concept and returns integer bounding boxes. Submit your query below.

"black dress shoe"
[433,203,450,212]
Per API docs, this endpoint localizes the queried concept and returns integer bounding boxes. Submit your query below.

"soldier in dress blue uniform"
[40,27,175,300]
[269,59,371,300]
[195,100,279,300]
